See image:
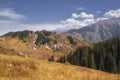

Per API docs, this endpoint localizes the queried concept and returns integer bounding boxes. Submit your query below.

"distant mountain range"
[66,18,120,42]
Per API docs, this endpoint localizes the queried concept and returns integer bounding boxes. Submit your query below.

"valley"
[0,1,120,79]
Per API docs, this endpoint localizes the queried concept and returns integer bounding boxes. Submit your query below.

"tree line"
[56,37,120,73]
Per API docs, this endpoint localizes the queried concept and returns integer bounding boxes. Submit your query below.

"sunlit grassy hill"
[0,54,119,80]
[0,30,91,60]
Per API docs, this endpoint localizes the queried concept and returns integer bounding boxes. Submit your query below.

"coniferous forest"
[57,37,120,73]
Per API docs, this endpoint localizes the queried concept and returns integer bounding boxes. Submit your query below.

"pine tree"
[118,61,120,73]
[104,53,113,73]
[112,55,117,73]
[88,52,96,69]
[57,37,120,73]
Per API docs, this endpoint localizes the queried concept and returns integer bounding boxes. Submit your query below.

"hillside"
[0,30,91,60]
[0,54,119,80]
[58,37,120,73]
[67,18,120,42]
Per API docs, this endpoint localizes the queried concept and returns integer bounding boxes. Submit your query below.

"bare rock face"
[67,18,120,43]
[17,52,29,58]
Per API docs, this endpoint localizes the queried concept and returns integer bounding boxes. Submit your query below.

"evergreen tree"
[112,55,117,73]
[104,53,113,73]
[88,52,96,69]
[57,37,120,73]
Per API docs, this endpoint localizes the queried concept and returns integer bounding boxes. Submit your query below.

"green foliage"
[88,52,96,69]
[57,55,66,63]
[67,36,77,44]
[58,37,120,73]
[18,31,32,40]
[35,31,51,45]
[3,30,33,40]
[42,30,52,36]
[3,32,18,37]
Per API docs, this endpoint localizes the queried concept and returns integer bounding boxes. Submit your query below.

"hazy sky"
[0,0,120,35]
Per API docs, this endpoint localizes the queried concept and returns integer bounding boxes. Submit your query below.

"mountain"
[0,54,119,80]
[0,30,91,60]
[67,18,120,42]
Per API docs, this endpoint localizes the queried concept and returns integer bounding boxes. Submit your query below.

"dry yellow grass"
[0,32,92,60]
[0,54,119,80]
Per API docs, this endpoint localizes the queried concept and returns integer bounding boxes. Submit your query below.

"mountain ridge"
[0,30,91,60]
[66,18,120,42]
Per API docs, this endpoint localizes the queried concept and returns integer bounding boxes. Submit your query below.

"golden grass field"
[0,54,119,80]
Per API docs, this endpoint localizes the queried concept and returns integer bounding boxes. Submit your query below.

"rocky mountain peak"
[67,18,120,42]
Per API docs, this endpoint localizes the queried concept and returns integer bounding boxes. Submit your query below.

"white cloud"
[1,8,120,35]
[0,8,25,20]
[0,18,91,35]
[72,12,94,19]
[66,18,92,27]
[96,17,108,22]
[71,13,79,19]
[104,9,120,18]
[80,12,94,19]
[61,18,95,29]
[0,19,67,35]
[62,12,95,29]
[19,24,64,31]
[83,19,95,24]
[66,18,82,26]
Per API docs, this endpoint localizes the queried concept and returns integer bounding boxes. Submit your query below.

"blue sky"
[0,0,120,35]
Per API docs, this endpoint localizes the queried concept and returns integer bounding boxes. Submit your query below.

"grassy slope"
[0,34,91,60]
[0,54,119,80]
